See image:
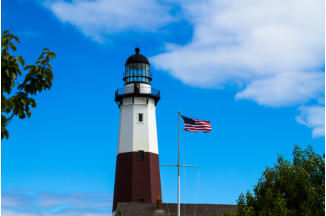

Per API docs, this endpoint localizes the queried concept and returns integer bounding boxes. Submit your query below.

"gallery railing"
[115,87,160,105]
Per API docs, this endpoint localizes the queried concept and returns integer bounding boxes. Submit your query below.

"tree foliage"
[235,145,325,216]
[1,30,55,139]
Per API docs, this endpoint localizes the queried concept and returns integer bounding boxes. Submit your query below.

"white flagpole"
[160,113,199,215]
[178,111,181,216]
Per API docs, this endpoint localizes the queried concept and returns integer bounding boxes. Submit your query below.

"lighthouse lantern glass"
[124,63,151,84]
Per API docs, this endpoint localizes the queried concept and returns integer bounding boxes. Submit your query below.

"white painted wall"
[117,95,159,154]
[124,83,151,94]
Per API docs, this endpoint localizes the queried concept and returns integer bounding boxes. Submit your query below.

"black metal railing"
[114,87,160,106]
[115,87,160,98]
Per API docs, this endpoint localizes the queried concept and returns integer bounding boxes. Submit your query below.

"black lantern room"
[124,48,151,84]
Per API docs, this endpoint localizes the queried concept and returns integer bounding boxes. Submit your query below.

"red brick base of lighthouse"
[112,151,162,212]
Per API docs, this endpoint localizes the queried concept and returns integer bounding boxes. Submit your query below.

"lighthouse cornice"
[114,87,160,106]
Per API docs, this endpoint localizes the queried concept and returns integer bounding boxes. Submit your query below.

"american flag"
[181,115,212,133]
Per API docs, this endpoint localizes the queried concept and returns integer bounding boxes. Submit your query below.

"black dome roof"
[125,48,150,65]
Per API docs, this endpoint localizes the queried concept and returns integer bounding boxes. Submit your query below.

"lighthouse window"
[138,113,143,122]
[138,151,144,160]
[130,67,133,76]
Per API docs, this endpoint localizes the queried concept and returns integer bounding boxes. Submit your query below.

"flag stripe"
[182,115,212,133]
[184,125,211,129]
[187,122,210,125]
[193,120,210,123]
[184,123,211,126]
[185,129,211,132]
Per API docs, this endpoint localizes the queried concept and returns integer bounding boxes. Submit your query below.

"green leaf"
[3,129,9,139]
[9,42,16,51]
[235,146,325,216]
[11,79,15,87]
[1,31,55,140]
[18,112,26,119]
[30,99,37,108]
[38,52,45,60]
[12,35,20,43]
[16,56,25,66]
[5,68,10,76]
[24,65,34,70]
[48,52,56,59]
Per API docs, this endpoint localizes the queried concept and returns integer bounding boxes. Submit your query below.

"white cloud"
[296,105,325,137]
[2,209,112,216]
[38,192,112,208]
[152,0,324,93]
[3,210,40,216]
[2,191,112,216]
[151,0,325,136]
[2,193,34,208]
[43,210,112,216]
[43,0,325,136]
[235,71,324,107]
[45,0,175,42]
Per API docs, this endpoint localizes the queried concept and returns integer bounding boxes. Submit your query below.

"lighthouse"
[113,48,162,212]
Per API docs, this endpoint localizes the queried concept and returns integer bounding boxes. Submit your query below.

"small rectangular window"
[138,150,144,160]
[138,113,143,122]
[138,199,145,202]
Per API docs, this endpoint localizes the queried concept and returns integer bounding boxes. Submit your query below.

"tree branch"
[7,112,15,122]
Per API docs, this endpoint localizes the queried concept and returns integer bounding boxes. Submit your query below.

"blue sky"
[2,0,325,215]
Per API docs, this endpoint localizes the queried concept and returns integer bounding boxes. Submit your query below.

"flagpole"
[178,111,181,216]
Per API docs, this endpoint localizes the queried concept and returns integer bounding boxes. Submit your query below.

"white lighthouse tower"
[113,48,161,212]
